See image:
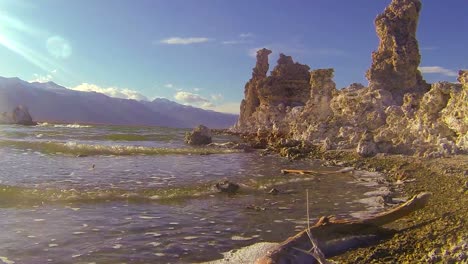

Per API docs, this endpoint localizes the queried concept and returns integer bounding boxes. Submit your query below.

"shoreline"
[216,130,467,262]
[327,153,468,263]
[277,148,467,263]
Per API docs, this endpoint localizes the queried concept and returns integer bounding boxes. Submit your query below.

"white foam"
[53,124,92,128]
[0,256,15,264]
[139,216,159,219]
[231,235,255,241]
[200,242,278,264]
[145,232,162,237]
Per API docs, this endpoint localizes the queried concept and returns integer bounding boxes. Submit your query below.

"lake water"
[0,123,386,263]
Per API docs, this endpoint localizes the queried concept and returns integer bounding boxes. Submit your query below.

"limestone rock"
[257,54,311,108]
[185,125,212,145]
[458,70,468,85]
[441,71,468,151]
[321,137,332,151]
[366,0,428,102]
[0,105,37,125]
[308,68,336,120]
[231,0,467,157]
[237,48,272,129]
[330,87,393,131]
[357,131,378,157]
[253,48,272,79]
[236,51,311,133]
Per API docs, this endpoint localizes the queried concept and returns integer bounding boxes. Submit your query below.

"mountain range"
[0,76,238,128]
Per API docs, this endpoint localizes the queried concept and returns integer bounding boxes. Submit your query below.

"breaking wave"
[53,124,93,128]
[0,139,241,156]
[36,122,92,128]
[0,172,320,207]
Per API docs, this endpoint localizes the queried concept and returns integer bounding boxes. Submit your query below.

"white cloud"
[222,33,254,45]
[160,37,210,45]
[174,91,210,104]
[419,66,458,77]
[201,102,215,108]
[202,102,240,114]
[31,73,53,83]
[71,83,148,101]
[30,69,57,83]
[173,91,238,113]
[239,33,254,38]
[164,83,174,88]
[211,94,223,101]
[222,40,245,45]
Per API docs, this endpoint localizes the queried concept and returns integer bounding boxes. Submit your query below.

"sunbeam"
[0,11,73,79]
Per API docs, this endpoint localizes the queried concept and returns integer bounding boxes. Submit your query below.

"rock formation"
[237,48,272,128]
[257,54,311,107]
[366,0,428,103]
[235,51,311,133]
[0,105,37,125]
[233,0,467,157]
[184,125,212,145]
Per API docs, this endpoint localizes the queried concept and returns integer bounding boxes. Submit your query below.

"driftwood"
[281,169,320,175]
[255,192,431,264]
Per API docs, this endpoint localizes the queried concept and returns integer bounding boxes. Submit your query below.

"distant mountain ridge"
[0,76,238,128]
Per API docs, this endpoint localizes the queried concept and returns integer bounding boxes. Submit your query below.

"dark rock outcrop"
[366,0,428,103]
[0,105,37,125]
[214,180,240,194]
[184,125,212,145]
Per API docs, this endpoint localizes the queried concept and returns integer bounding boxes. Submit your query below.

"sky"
[0,0,466,114]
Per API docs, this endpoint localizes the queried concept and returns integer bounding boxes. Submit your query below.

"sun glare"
[0,12,72,78]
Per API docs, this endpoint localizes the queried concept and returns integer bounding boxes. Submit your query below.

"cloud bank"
[419,66,458,77]
[173,90,239,114]
[71,83,148,101]
[160,37,210,45]
[174,91,210,104]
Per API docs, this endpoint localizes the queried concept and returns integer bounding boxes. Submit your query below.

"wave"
[103,133,178,142]
[36,122,92,128]
[53,124,93,128]
[0,183,214,206]
[0,174,319,207]
[0,139,241,156]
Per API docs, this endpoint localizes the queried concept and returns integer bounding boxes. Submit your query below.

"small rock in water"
[268,188,280,195]
[185,125,212,145]
[215,180,239,194]
[246,204,266,211]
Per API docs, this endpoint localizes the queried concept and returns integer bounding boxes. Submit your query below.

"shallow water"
[0,124,386,263]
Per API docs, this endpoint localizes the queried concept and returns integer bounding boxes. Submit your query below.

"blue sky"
[0,0,466,113]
